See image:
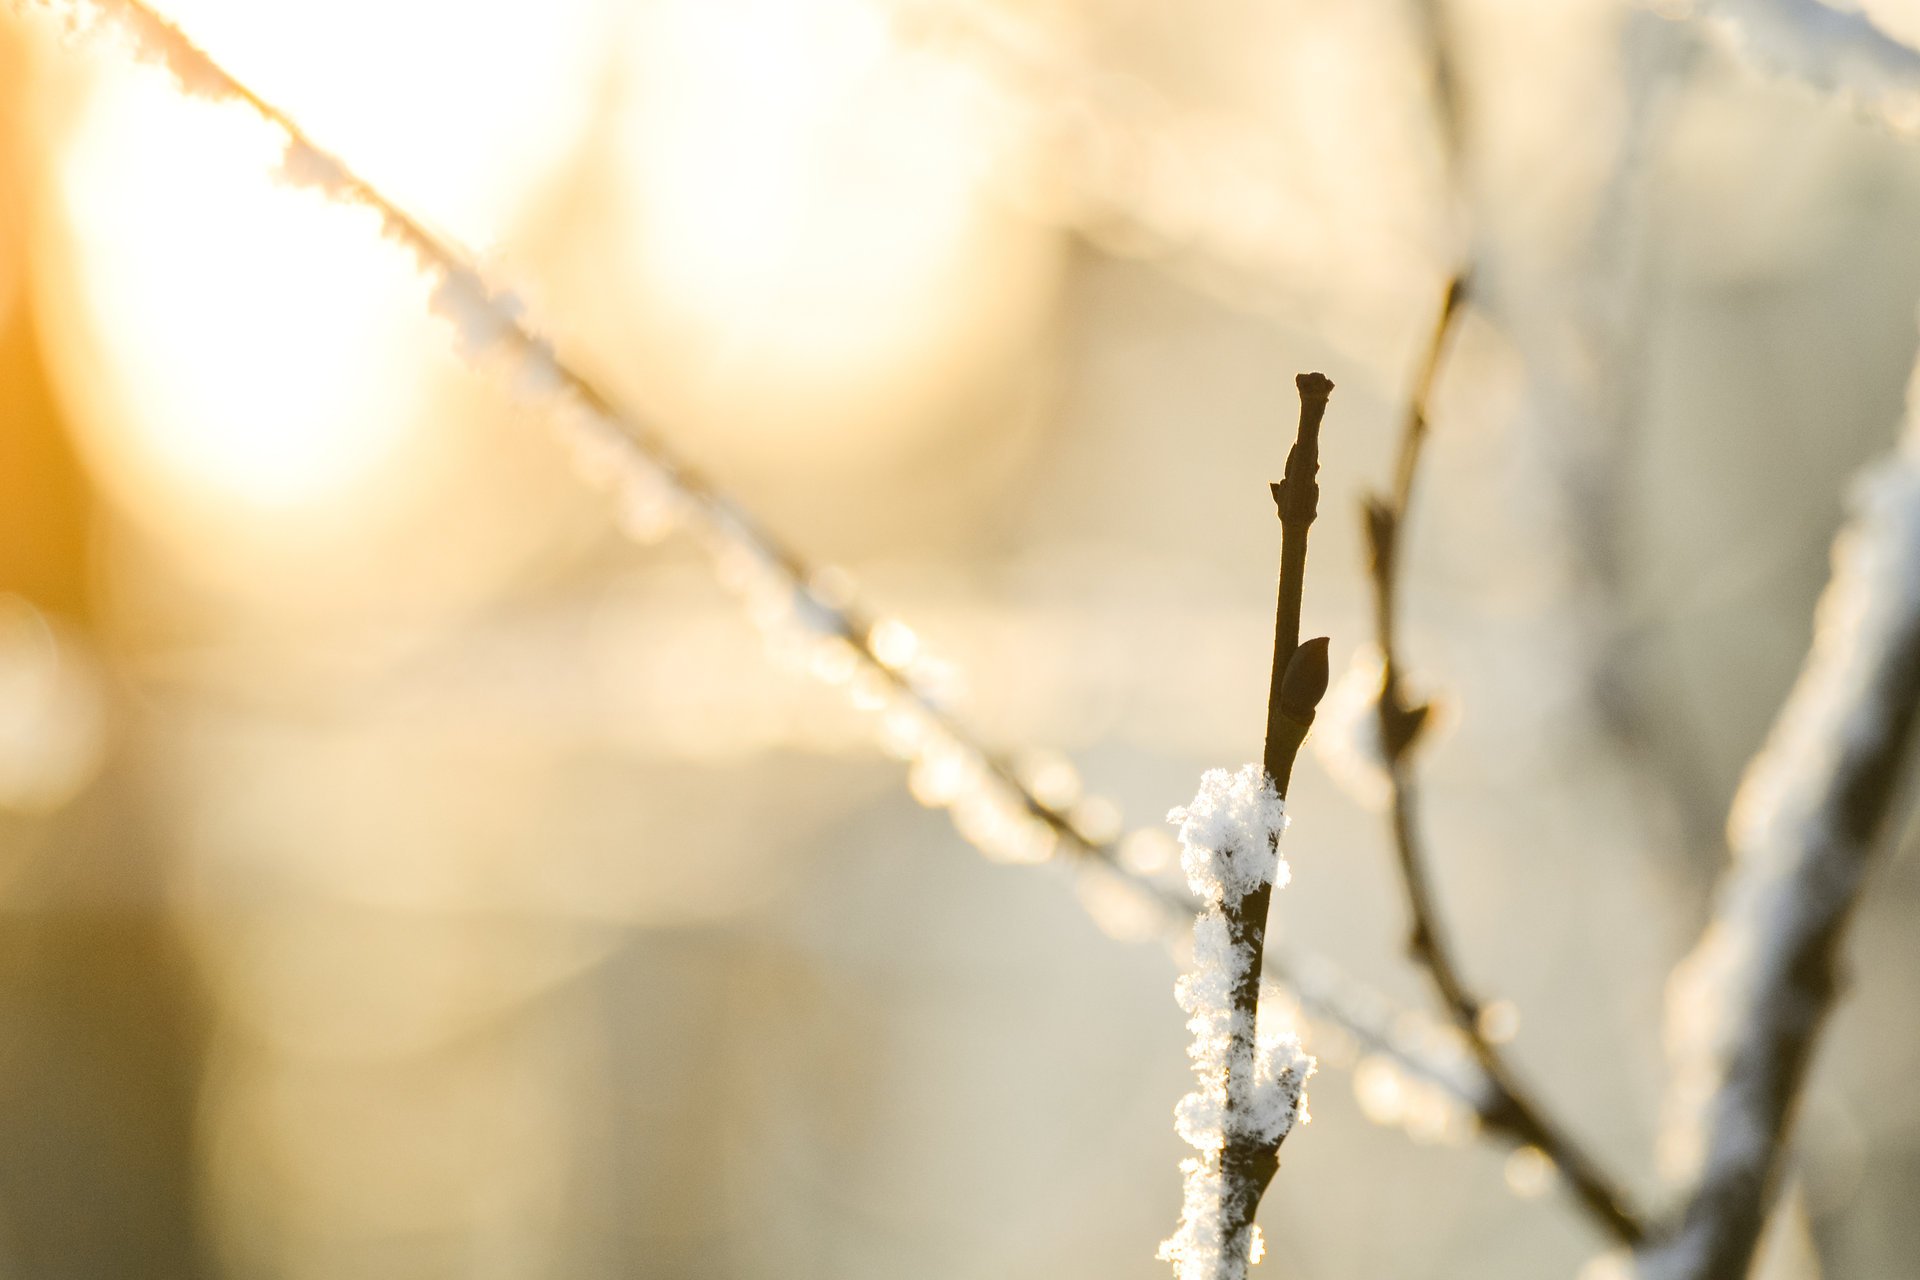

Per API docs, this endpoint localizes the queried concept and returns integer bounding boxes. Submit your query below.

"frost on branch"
[1172,764,1291,905]
[1161,765,1313,1280]
[17,0,232,100]
[428,265,528,363]
[1639,366,1920,1279]
[1687,0,1920,136]
[277,138,353,198]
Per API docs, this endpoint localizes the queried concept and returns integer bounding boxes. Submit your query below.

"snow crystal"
[1160,1154,1236,1280]
[1693,0,1920,136]
[1245,1028,1313,1145]
[1169,764,1288,904]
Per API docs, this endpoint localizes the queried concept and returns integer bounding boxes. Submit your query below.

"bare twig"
[1362,276,1648,1245]
[1635,396,1920,1279]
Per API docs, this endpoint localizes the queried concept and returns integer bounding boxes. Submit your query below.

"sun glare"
[623,0,1021,382]
[30,0,1055,577]
[44,71,422,513]
[34,0,600,531]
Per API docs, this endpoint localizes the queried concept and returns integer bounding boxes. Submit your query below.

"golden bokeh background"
[4,1,1920,1276]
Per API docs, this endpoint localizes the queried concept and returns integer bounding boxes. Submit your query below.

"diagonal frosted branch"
[8,0,1499,1123]
[1636,352,1920,1280]
[1687,0,1920,135]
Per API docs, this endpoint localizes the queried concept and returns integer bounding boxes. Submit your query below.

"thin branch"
[1216,373,1337,1266]
[1636,390,1920,1280]
[1363,275,1648,1245]
[1158,377,1339,1280]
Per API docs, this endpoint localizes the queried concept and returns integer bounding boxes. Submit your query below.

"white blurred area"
[4,0,1920,1277]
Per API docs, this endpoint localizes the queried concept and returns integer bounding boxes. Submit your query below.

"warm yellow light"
[45,71,422,514]
[623,0,1028,385]
[35,0,601,533]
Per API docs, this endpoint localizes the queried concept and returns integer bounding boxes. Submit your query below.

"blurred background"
[3,0,1920,1276]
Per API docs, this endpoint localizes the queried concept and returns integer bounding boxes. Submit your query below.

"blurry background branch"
[1636,364,1920,1278]
[1680,0,1920,136]
[1364,277,1648,1245]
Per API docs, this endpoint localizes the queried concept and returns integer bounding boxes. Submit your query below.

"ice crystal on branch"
[1639,378,1920,1279]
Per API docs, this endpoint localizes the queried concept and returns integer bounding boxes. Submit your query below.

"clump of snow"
[1161,1151,1233,1280]
[1663,415,1920,1187]
[1160,1030,1312,1280]
[16,0,229,103]
[429,265,527,362]
[99,1,233,101]
[1171,913,1245,1154]
[1169,764,1289,905]
[1245,1025,1313,1145]
[1161,766,1312,1280]
[13,1,210,95]
[1641,373,1920,1276]
[276,138,353,197]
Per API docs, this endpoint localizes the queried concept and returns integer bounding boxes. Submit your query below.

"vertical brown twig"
[1363,276,1647,1246]
[1209,373,1337,1265]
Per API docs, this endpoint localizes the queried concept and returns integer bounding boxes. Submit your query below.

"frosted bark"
[1637,362,1920,1280]
[1160,766,1312,1280]
[1691,0,1920,134]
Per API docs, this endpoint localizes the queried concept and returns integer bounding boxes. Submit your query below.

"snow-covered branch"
[1161,766,1313,1280]
[1685,0,1920,135]
[1158,377,1335,1279]
[1635,354,1920,1279]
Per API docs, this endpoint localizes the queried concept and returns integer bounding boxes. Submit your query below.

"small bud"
[1279,637,1331,722]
